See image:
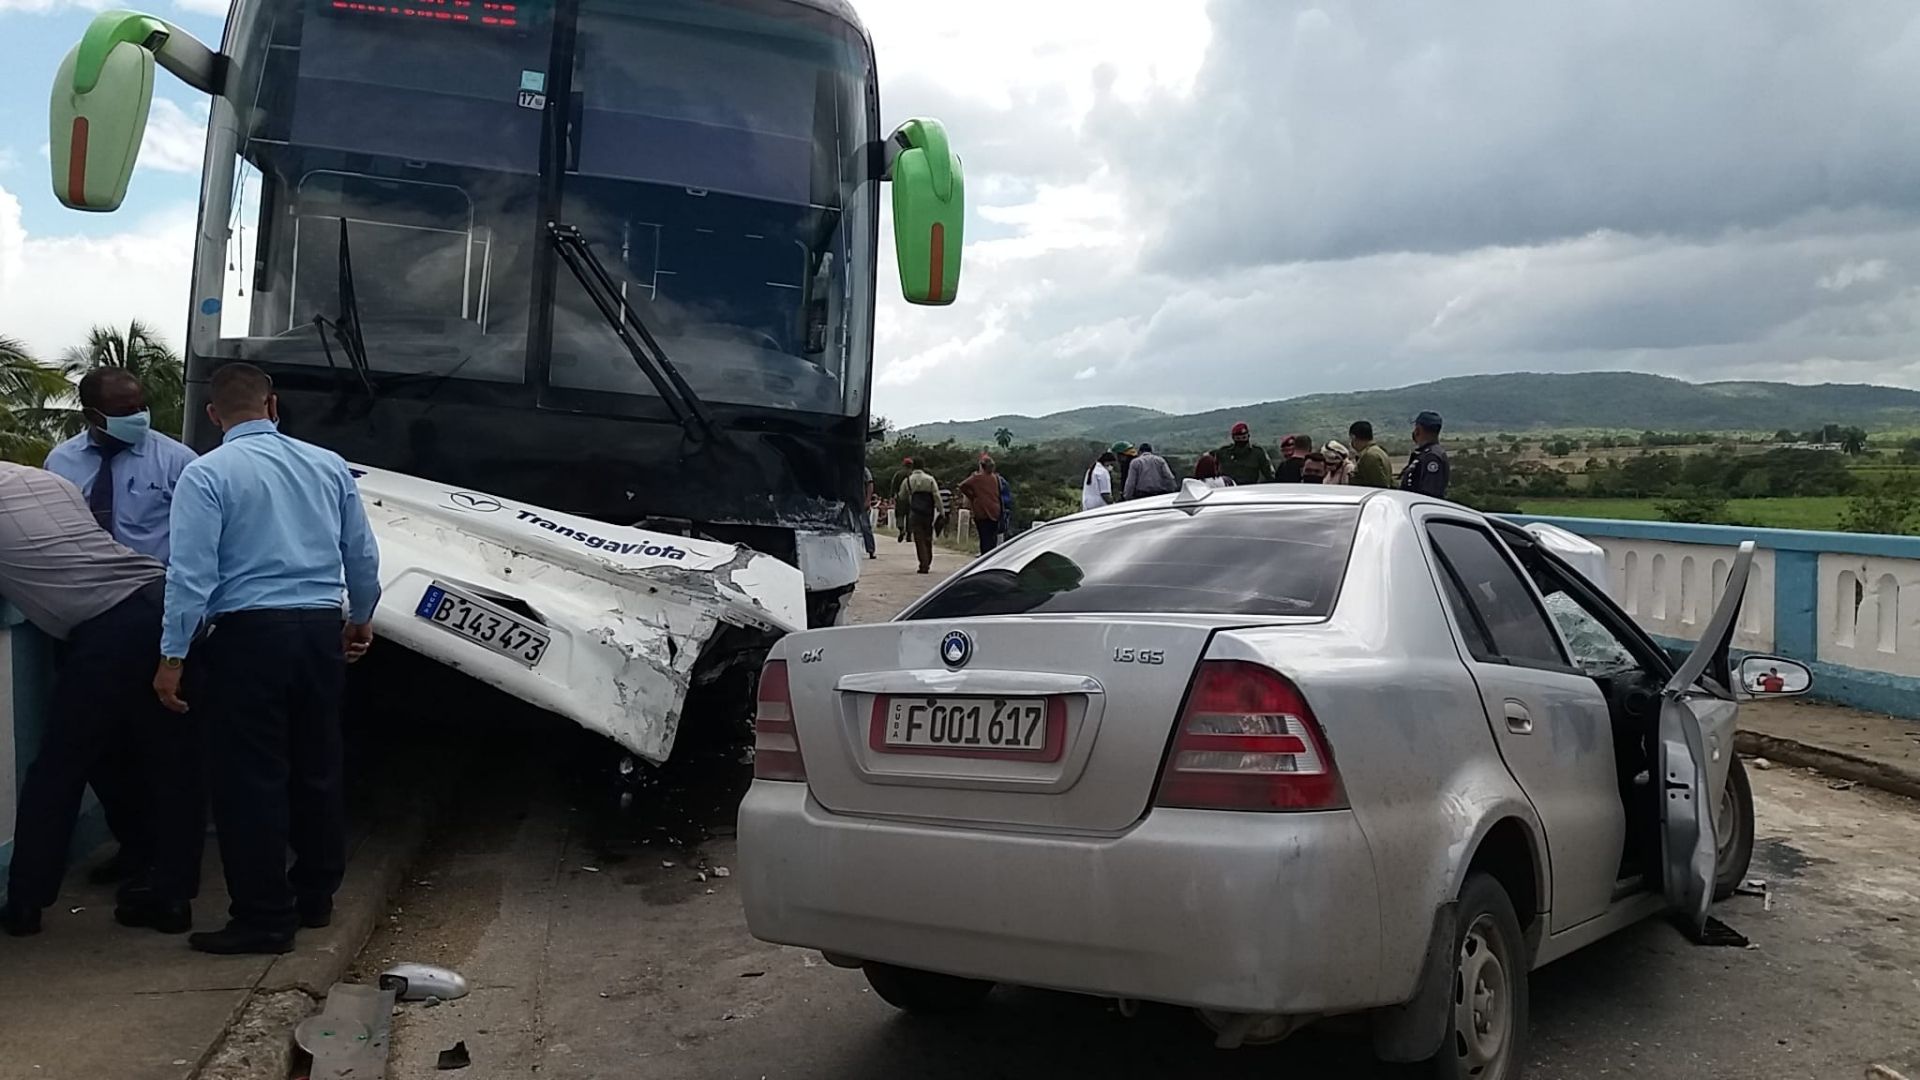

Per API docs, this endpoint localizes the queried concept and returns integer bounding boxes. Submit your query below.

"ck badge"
[939,630,973,668]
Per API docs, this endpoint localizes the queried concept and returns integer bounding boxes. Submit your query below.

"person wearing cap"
[1347,421,1395,488]
[1275,434,1313,483]
[1109,442,1138,499]
[1123,442,1178,499]
[1193,453,1235,489]
[1321,441,1355,484]
[1400,410,1451,498]
[1213,423,1274,486]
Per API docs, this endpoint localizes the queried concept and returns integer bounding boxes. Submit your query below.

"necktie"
[89,440,127,533]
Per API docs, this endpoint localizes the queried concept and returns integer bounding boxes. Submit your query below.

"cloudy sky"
[6,0,1920,426]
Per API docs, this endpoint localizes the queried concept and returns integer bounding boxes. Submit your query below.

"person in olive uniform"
[1213,422,1275,486]
[1399,410,1450,498]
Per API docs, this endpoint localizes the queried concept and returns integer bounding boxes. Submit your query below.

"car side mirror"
[886,118,964,306]
[1736,655,1812,699]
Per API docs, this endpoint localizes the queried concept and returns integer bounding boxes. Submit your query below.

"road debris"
[1828,779,1858,791]
[581,865,602,873]
[304,982,398,1080]
[436,1041,472,1071]
[379,962,471,1002]
[1866,1066,1911,1080]
[1753,758,1773,770]
[713,866,732,878]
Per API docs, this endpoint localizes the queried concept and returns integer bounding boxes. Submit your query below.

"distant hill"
[899,372,1920,451]
[899,404,1170,445]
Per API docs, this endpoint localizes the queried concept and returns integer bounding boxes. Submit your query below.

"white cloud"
[1819,259,1892,292]
[1073,366,1098,380]
[138,99,209,175]
[0,183,194,359]
[0,148,18,173]
[0,0,113,12]
[172,0,232,13]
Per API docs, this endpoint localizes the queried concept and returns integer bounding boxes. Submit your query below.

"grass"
[1516,496,1854,531]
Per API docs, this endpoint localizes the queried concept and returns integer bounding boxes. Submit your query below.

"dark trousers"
[7,584,203,907]
[911,515,935,571]
[191,610,347,934]
[977,516,1001,554]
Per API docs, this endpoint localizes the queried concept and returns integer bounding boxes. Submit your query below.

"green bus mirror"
[888,118,964,306]
[50,22,160,212]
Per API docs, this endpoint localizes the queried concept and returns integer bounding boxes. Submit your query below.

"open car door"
[1657,540,1756,932]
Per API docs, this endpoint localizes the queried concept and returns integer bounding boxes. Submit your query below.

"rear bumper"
[737,781,1386,1014]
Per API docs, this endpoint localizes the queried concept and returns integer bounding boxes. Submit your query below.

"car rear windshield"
[906,504,1359,620]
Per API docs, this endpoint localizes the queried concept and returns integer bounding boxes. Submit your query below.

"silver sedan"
[738,482,1804,1079]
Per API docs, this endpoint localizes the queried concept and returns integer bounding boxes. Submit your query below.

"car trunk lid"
[786,615,1275,832]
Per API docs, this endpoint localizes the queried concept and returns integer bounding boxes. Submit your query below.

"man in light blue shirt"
[154,362,381,955]
[44,368,197,564]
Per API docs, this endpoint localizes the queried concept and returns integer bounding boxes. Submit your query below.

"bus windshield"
[205,0,877,417]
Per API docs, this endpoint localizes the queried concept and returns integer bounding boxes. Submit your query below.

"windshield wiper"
[548,222,713,443]
[312,216,376,405]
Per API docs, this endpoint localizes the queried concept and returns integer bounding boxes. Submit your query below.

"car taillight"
[753,659,806,782]
[1153,661,1346,811]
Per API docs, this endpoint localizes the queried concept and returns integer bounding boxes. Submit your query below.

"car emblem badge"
[940,630,972,668]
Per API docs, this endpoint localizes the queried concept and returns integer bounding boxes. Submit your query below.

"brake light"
[753,659,806,782]
[1153,661,1345,811]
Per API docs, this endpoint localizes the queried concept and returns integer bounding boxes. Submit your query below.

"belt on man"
[211,607,345,629]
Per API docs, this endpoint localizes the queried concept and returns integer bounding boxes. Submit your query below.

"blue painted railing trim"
[1504,515,1920,559]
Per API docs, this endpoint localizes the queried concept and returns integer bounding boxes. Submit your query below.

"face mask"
[101,409,152,446]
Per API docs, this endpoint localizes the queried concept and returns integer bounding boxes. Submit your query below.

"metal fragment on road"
[379,962,472,1002]
[437,1041,472,1071]
[1829,779,1858,791]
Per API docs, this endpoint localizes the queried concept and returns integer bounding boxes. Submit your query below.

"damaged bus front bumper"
[352,466,807,763]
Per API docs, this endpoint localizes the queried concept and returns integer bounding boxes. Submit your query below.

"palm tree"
[60,320,186,437]
[1,336,76,464]
[994,426,1014,450]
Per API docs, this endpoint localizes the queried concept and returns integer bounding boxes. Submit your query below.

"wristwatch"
[161,656,184,669]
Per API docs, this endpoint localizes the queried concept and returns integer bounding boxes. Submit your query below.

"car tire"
[862,963,993,1014]
[1424,873,1528,1080]
[1712,755,1757,902]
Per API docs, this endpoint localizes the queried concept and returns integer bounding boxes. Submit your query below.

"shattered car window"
[1542,591,1639,678]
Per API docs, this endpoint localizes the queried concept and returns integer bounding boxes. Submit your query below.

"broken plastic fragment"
[713,866,731,878]
[437,1041,472,1071]
[379,962,471,1002]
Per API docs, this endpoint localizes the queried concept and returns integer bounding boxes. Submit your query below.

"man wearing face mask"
[41,368,197,888]
[155,363,382,955]
[44,369,197,564]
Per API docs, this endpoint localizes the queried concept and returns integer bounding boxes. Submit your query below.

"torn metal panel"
[352,466,806,763]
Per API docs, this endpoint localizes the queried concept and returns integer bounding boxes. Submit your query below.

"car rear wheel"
[1713,755,1757,902]
[1425,873,1528,1080]
[862,963,994,1013]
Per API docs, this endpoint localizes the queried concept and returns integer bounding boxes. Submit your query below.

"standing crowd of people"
[0,363,379,956]
[876,410,1454,570]
[1084,411,1450,507]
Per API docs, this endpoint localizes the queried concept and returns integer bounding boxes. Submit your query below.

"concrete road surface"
[357,542,1920,1079]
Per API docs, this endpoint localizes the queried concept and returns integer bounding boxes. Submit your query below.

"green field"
[1517,497,1852,531]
